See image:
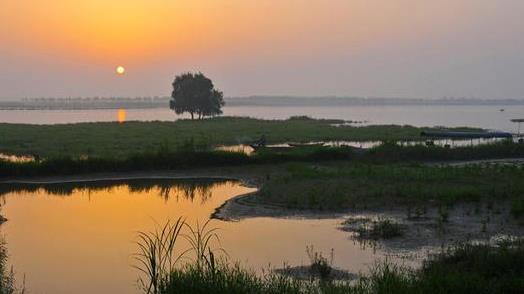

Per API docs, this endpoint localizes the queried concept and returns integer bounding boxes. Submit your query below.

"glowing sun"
[116,66,125,75]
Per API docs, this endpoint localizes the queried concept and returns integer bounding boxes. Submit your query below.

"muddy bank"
[215,191,523,257]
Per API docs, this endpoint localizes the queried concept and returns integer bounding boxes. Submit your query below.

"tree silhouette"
[170,73,225,120]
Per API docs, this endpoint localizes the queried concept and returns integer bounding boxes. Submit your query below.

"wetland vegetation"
[160,241,524,294]
[1,120,523,293]
[257,162,524,218]
[0,117,482,158]
[136,218,524,294]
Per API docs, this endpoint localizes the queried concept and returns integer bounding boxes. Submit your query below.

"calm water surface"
[1,179,396,294]
[1,105,523,132]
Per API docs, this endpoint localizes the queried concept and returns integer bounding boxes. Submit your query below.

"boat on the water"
[287,142,325,147]
[420,130,513,139]
[248,145,292,152]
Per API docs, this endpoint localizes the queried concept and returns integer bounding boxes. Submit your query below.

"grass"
[411,241,524,294]
[364,139,524,162]
[0,117,481,158]
[0,238,19,294]
[305,246,334,281]
[161,241,524,294]
[356,219,404,240]
[257,162,524,215]
[2,140,524,178]
[0,146,354,178]
[134,218,186,294]
[138,219,524,294]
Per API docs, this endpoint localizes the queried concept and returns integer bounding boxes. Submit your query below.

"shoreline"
[1,166,523,256]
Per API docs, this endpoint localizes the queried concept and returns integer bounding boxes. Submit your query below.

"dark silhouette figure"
[170,72,225,120]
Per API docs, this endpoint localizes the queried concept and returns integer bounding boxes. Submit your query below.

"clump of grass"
[133,218,186,294]
[0,238,22,294]
[305,246,334,281]
[183,219,225,271]
[356,218,404,240]
[135,218,229,294]
[160,262,304,294]
[349,241,524,294]
[414,241,524,294]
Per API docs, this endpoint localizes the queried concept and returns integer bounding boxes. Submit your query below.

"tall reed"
[133,218,186,294]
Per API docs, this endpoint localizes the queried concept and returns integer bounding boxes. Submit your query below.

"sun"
[116,66,125,75]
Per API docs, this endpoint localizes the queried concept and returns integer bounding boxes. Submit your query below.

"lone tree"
[170,72,225,120]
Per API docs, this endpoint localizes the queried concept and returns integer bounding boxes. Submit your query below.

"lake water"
[1,105,524,132]
[0,179,406,294]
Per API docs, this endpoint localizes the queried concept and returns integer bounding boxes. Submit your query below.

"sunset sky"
[1,0,523,99]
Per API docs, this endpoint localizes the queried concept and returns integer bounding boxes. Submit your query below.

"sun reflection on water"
[117,108,126,123]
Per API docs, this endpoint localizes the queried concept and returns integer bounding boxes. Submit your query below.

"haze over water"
[1,105,523,133]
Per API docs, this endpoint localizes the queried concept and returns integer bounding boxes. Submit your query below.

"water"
[1,105,524,132]
[0,179,399,294]
[217,138,509,155]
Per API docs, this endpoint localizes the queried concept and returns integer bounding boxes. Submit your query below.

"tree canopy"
[170,72,225,119]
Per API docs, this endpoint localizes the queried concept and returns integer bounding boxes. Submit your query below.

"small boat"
[249,145,292,152]
[288,142,325,147]
[421,131,513,139]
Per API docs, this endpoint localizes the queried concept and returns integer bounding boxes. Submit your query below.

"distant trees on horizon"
[169,72,224,120]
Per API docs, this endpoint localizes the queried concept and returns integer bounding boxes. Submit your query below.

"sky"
[1,0,523,99]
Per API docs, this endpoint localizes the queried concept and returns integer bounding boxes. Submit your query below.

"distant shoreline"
[1,96,524,110]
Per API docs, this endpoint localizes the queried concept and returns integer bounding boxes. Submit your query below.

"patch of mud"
[339,203,523,255]
[215,193,523,262]
[212,193,347,221]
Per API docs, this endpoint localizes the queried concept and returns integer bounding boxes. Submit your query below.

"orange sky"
[1,0,523,98]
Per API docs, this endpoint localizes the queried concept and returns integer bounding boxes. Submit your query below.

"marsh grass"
[0,146,354,178]
[2,140,524,178]
[152,233,524,294]
[0,238,22,294]
[133,218,186,294]
[259,163,524,216]
[135,219,524,293]
[305,246,334,281]
[134,218,227,294]
[0,117,468,158]
[183,219,226,270]
[360,219,404,240]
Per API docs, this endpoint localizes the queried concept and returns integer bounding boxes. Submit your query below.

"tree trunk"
[190,112,194,120]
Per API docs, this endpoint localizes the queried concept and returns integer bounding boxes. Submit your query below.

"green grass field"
[258,162,524,215]
[0,117,480,158]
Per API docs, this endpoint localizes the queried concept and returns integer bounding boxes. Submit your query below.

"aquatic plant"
[355,218,404,240]
[305,246,334,282]
[133,218,187,294]
[183,219,225,271]
[0,238,22,294]
[259,163,524,216]
[154,240,524,294]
